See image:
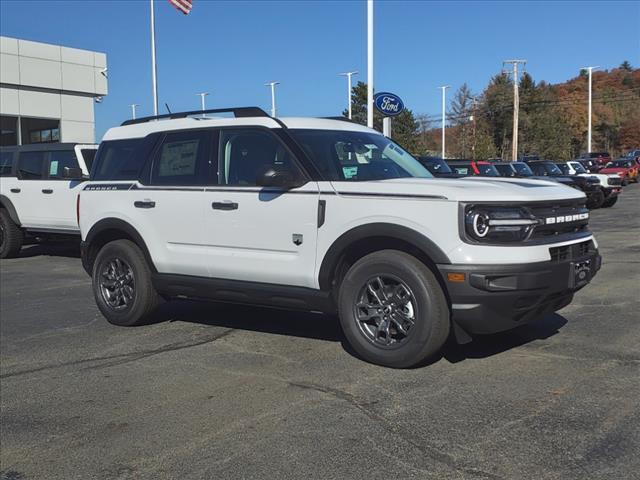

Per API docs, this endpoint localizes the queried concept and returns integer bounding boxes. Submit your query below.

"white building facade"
[0,36,107,146]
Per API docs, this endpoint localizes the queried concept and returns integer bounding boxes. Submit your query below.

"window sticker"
[343,166,358,179]
[50,160,59,175]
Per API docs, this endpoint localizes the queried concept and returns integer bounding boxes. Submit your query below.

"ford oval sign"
[374,92,404,117]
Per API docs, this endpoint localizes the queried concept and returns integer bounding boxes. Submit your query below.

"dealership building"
[0,36,108,146]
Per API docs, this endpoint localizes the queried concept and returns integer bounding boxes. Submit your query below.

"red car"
[599,159,639,185]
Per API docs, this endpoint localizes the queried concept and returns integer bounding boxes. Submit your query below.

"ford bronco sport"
[78,107,601,368]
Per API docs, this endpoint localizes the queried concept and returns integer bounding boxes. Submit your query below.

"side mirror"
[256,165,304,189]
[62,166,84,180]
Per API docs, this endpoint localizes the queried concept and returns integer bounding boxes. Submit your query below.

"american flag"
[168,0,193,15]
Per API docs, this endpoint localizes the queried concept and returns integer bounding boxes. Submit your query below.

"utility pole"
[471,96,477,160]
[438,85,450,159]
[150,0,159,116]
[581,66,599,152]
[129,103,140,120]
[196,92,209,112]
[367,0,374,128]
[265,81,280,117]
[503,59,526,161]
[339,71,358,119]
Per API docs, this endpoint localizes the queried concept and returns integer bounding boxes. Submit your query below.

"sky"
[1,0,638,140]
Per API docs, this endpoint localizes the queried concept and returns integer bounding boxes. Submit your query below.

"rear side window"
[17,151,45,179]
[150,130,213,186]
[0,151,14,176]
[48,150,80,179]
[92,139,144,181]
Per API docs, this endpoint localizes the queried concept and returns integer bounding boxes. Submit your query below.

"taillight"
[76,194,80,226]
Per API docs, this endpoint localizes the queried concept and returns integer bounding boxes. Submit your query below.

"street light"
[129,103,140,120]
[196,92,209,112]
[581,66,599,152]
[339,71,358,119]
[438,86,450,159]
[265,81,280,117]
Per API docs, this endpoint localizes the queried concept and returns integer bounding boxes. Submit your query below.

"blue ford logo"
[374,92,404,117]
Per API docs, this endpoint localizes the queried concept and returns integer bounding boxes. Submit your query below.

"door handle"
[42,189,53,194]
[10,188,20,193]
[134,200,156,209]
[212,201,238,211]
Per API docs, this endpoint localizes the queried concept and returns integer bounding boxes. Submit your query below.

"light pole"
[438,86,450,159]
[367,0,374,128]
[150,0,158,116]
[339,71,358,119]
[581,66,599,152]
[129,103,140,120]
[196,92,209,112]
[265,81,280,117]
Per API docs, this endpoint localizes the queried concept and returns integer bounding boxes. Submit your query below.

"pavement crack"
[288,381,506,480]
[0,329,235,379]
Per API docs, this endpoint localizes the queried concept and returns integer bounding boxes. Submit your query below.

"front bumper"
[437,246,601,337]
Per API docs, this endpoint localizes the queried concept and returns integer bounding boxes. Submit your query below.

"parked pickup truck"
[0,143,97,258]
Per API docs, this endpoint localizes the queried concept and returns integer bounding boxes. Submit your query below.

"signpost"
[373,92,404,138]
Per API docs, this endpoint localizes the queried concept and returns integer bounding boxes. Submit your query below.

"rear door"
[130,129,214,277]
[44,148,85,231]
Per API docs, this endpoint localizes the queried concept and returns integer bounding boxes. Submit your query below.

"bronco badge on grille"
[545,212,589,224]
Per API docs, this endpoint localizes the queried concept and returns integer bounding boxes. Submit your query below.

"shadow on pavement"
[16,240,81,259]
[153,299,568,366]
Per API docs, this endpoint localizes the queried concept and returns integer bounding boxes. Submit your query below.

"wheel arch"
[318,223,451,292]
[0,194,21,225]
[83,218,156,275]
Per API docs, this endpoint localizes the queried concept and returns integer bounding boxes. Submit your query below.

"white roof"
[102,115,377,141]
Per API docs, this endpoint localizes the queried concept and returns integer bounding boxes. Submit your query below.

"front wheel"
[601,196,618,208]
[92,239,160,326]
[338,250,450,368]
[586,189,605,209]
[0,209,24,259]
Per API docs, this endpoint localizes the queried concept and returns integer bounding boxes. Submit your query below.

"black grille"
[528,200,589,239]
[549,240,594,263]
[607,177,622,186]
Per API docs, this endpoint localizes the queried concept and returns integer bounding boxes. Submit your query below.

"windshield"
[609,160,631,168]
[421,157,453,174]
[476,164,499,176]
[556,164,570,175]
[512,162,533,176]
[290,129,433,181]
[570,162,587,174]
[494,164,514,176]
[544,163,563,175]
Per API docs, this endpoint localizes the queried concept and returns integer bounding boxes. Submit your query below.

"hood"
[599,167,627,174]
[329,177,585,203]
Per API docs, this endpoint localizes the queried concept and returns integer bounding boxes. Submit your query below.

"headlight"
[464,206,539,243]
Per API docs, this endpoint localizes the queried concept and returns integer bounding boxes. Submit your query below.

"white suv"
[78,108,601,367]
[0,143,97,258]
[557,160,623,208]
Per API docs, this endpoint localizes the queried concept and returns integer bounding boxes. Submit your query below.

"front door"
[202,128,320,288]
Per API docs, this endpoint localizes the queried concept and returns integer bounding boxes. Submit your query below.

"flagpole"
[150,0,159,116]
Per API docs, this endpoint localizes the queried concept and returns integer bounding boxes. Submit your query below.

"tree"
[343,81,420,153]
[620,60,632,71]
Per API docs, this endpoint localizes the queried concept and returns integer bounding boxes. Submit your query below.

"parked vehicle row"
[3,109,634,368]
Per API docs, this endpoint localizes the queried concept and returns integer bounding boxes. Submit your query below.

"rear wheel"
[338,250,450,368]
[0,209,24,259]
[601,196,618,208]
[92,239,160,326]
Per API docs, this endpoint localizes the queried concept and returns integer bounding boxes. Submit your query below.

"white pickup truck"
[0,143,97,258]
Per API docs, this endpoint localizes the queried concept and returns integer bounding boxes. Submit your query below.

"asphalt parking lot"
[1,185,639,480]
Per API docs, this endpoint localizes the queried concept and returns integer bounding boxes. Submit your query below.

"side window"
[530,164,544,175]
[220,129,303,186]
[150,130,212,186]
[92,139,144,181]
[17,151,45,180]
[0,151,14,177]
[48,150,80,179]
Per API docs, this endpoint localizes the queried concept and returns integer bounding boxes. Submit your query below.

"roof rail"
[120,107,270,126]
[322,116,359,124]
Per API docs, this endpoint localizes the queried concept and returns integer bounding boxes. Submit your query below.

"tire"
[0,209,24,259]
[601,196,618,208]
[92,239,160,326]
[622,178,629,186]
[586,189,605,209]
[337,250,450,368]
